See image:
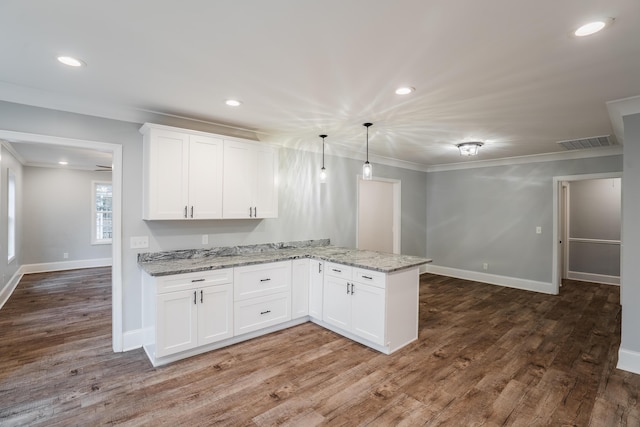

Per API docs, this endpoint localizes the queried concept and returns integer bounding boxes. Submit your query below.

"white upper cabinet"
[223,140,278,219]
[141,123,278,220]
[141,124,223,220]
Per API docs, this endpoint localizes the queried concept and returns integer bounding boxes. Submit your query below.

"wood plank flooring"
[1,268,639,426]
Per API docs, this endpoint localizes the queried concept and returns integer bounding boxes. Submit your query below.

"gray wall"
[0,145,23,288]
[0,100,427,335]
[22,167,112,264]
[568,178,621,277]
[426,156,623,283]
[621,112,640,354]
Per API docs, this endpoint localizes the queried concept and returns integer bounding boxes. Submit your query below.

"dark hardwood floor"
[1,268,639,426]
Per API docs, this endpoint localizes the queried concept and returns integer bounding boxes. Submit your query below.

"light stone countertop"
[138,244,432,277]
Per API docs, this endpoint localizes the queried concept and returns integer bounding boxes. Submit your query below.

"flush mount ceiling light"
[362,123,373,180]
[57,56,85,67]
[574,18,613,37]
[319,134,328,184]
[395,86,415,95]
[456,142,483,156]
[225,99,242,107]
[58,161,68,165]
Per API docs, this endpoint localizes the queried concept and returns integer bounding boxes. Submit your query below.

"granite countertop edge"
[139,246,432,277]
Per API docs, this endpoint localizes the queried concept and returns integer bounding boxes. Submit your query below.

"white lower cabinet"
[308,259,324,320]
[291,259,310,319]
[233,261,292,335]
[147,269,234,358]
[322,265,385,346]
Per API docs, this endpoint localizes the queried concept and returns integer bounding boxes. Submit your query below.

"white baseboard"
[567,271,620,285]
[20,258,112,274]
[617,347,640,375]
[0,270,24,310]
[424,264,556,295]
[123,329,143,352]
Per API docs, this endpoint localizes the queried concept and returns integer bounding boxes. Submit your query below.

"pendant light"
[362,123,373,180]
[319,134,327,184]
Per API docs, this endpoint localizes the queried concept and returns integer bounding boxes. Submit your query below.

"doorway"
[0,129,123,352]
[552,172,622,294]
[356,177,401,254]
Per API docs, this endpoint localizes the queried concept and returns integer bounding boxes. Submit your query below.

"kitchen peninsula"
[139,240,431,366]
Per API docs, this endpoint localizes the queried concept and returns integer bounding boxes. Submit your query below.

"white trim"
[566,271,620,285]
[20,258,112,274]
[0,269,24,310]
[122,329,143,352]
[617,347,640,375]
[552,172,623,296]
[426,146,622,173]
[607,94,640,145]
[0,129,124,353]
[424,264,556,295]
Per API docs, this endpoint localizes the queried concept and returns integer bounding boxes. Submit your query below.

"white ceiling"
[1,0,639,169]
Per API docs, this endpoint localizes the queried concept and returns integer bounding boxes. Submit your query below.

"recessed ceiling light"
[58,161,68,165]
[395,87,415,95]
[225,99,242,107]
[57,56,86,67]
[574,18,613,37]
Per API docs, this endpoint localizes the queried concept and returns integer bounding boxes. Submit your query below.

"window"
[92,181,112,245]
[7,169,16,262]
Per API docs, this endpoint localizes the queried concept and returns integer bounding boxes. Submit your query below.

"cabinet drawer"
[234,261,291,301]
[325,262,352,280]
[354,268,386,289]
[156,269,233,294]
[234,292,291,335]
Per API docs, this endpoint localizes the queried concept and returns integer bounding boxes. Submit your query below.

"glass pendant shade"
[363,123,373,180]
[319,134,327,184]
[362,161,372,180]
[457,142,483,156]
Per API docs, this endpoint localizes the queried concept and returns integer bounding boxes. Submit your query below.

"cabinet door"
[188,135,223,219]
[322,276,351,330]
[291,259,309,319]
[222,140,255,218]
[351,282,386,345]
[309,260,324,320]
[254,145,278,218]
[156,289,198,357]
[145,129,189,219]
[198,284,233,345]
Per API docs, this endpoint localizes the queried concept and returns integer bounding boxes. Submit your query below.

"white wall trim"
[617,348,640,375]
[426,146,622,173]
[424,264,556,295]
[122,329,143,352]
[20,258,112,274]
[0,269,24,310]
[567,271,620,285]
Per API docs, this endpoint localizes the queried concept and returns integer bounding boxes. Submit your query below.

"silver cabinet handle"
[260,278,271,282]
[332,268,342,273]
[260,310,271,315]
[200,290,203,303]
[318,263,322,273]
[255,206,258,217]
[184,206,188,218]
[346,282,350,294]
[351,283,355,294]
[191,278,205,283]
[362,275,373,280]
[249,207,253,218]
[190,206,194,218]
[193,291,197,305]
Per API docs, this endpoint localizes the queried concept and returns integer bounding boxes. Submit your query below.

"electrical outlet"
[130,236,149,249]
[483,263,488,270]
[63,252,69,259]
[202,234,209,245]
[536,226,542,234]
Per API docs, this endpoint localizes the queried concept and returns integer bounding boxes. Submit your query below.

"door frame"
[0,129,123,352]
[356,176,401,254]
[552,171,622,294]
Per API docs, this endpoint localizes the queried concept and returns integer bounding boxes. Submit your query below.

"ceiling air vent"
[557,135,613,150]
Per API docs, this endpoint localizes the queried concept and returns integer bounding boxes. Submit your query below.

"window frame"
[91,180,113,245]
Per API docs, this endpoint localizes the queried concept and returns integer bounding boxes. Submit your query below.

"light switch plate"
[536,226,542,234]
[202,234,209,245]
[130,236,149,249]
